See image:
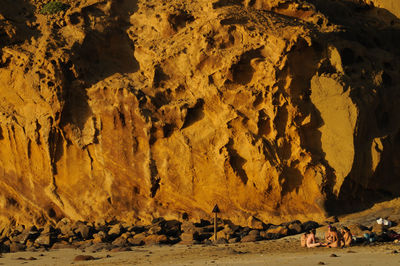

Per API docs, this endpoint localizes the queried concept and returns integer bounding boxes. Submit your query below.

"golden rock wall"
[0,0,400,228]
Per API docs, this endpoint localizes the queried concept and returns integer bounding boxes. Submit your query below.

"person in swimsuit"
[340,227,352,247]
[327,227,340,248]
[325,225,333,243]
[337,227,344,247]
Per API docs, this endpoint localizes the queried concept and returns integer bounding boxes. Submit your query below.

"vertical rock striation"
[0,0,400,227]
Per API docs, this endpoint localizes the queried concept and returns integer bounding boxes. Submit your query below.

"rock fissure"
[0,0,400,227]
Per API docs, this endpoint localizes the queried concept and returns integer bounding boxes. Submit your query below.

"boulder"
[148,225,162,235]
[95,219,108,232]
[112,236,128,246]
[228,237,239,243]
[25,239,35,249]
[56,218,71,228]
[92,231,107,243]
[223,220,240,233]
[163,220,181,237]
[143,234,168,245]
[34,233,52,246]
[260,231,281,240]
[121,232,133,238]
[213,231,229,240]
[74,255,96,261]
[302,221,319,232]
[200,225,217,233]
[128,226,146,234]
[220,225,235,238]
[325,216,339,224]
[127,237,145,246]
[194,219,211,227]
[266,225,288,236]
[259,230,267,239]
[193,231,213,242]
[108,223,123,237]
[248,229,260,236]
[9,242,26,252]
[347,224,369,237]
[133,232,147,240]
[248,216,267,230]
[240,234,262,242]
[77,240,94,250]
[288,221,303,235]
[237,227,251,238]
[112,237,127,247]
[42,225,56,234]
[11,230,31,244]
[57,221,74,237]
[0,240,10,253]
[215,238,228,244]
[152,217,166,225]
[51,241,74,250]
[76,223,91,240]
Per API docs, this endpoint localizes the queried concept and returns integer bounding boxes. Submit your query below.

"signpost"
[212,204,220,242]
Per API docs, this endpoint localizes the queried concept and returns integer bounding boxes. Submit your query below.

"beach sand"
[1,235,399,266]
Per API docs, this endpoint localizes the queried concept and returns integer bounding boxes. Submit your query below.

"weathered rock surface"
[1,0,400,228]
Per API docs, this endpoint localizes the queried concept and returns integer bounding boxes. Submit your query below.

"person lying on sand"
[306,229,322,248]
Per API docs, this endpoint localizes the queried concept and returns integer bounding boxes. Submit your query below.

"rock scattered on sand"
[111,247,131,252]
[74,255,96,261]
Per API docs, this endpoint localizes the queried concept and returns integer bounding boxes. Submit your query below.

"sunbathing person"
[340,227,352,247]
[327,227,340,248]
[301,232,308,247]
[306,229,321,248]
[325,225,333,243]
[337,227,344,247]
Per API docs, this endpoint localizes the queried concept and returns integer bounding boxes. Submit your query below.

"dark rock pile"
[2,217,399,253]
[0,218,321,253]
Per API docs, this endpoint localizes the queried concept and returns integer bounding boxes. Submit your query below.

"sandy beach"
[1,235,399,266]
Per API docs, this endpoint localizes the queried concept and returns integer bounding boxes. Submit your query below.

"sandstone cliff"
[0,0,400,228]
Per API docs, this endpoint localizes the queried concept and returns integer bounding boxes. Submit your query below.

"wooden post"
[212,204,220,243]
[214,212,218,241]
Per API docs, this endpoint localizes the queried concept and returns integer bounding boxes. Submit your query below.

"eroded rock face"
[0,0,400,228]
[359,0,400,18]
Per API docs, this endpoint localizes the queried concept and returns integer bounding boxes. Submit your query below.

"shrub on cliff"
[40,1,70,15]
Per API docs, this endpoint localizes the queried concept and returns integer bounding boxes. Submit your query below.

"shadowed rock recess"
[0,0,400,229]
